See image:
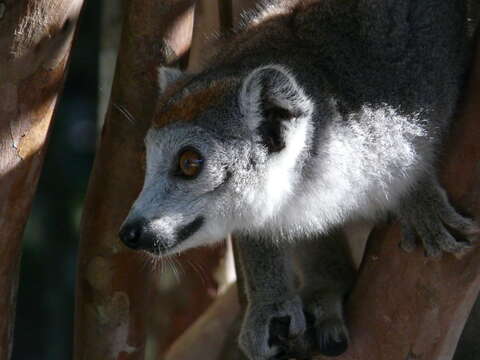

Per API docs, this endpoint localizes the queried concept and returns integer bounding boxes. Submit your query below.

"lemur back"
[212,0,467,114]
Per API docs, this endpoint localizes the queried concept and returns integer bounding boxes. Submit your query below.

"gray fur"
[157,66,184,93]
[120,0,478,359]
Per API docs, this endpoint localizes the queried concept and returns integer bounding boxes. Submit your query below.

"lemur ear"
[158,66,184,93]
[239,65,312,152]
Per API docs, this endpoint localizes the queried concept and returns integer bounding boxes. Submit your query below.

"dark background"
[12,2,100,359]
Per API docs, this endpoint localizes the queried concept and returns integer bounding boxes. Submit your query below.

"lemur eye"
[177,148,204,178]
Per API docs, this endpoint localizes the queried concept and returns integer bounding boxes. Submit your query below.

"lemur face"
[119,65,314,256]
[119,124,242,255]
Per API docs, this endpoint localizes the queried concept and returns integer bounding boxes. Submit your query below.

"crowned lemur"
[118,0,478,358]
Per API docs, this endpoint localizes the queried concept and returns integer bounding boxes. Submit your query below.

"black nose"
[119,219,150,250]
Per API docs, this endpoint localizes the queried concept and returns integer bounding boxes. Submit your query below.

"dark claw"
[269,316,291,346]
[271,350,289,360]
[269,315,314,360]
[318,332,349,357]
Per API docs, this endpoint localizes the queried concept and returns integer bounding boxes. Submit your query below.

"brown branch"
[314,35,480,360]
[187,0,221,73]
[0,1,84,359]
[164,285,241,360]
[73,1,196,359]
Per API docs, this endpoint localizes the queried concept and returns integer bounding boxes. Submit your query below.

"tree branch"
[0,1,84,359]
[164,285,241,360]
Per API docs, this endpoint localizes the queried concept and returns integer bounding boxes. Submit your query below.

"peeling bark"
[0,1,84,359]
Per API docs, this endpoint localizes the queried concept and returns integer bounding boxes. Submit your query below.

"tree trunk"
[187,0,220,73]
[0,1,84,359]
[73,1,195,359]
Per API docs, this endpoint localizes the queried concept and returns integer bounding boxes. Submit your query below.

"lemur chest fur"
[246,103,432,238]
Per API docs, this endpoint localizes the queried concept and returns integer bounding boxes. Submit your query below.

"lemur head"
[119,64,314,255]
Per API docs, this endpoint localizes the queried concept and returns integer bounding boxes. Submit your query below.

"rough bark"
[74,1,195,359]
[0,1,83,359]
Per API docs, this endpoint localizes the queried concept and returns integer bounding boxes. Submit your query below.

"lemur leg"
[294,230,356,357]
[236,234,307,360]
[398,178,479,257]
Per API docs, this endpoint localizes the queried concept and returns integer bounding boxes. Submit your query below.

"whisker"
[149,254,157,273]
[161,256,165,275]
[98,86,137,126]
[117,103,137,124]
[112,102,137,125]
[186,258,208,287]
[173,255,186,276]
[168,257,181,284]
[155,255,162,273]
[165,257,174,282]
[140,251,157,272]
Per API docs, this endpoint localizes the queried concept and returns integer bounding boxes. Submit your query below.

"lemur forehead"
[152,80,232,128]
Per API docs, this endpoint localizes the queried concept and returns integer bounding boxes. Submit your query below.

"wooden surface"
[164,285,240,360]
[73,1,195,359]
[0,1,84,359]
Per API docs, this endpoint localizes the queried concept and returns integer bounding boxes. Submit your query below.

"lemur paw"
[398,181,479,257]
[239,295,307,360]
[303,294,349,357]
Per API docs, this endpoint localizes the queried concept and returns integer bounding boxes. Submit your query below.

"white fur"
[236,65,317,236]
[248,0,292,26]
[245,116,312,226]
[239,64,313,131]
[237,68,430,240]
[260,105,430,239]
